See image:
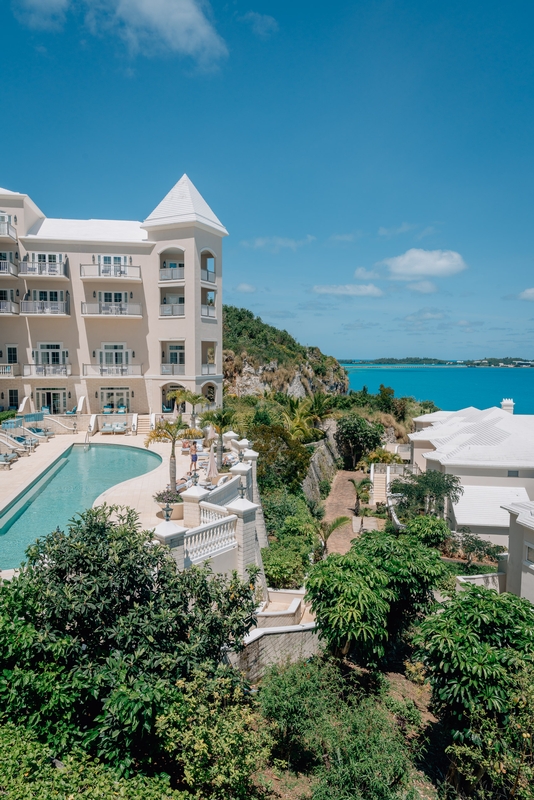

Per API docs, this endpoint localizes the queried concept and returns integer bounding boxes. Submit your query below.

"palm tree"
[308,392,334,426]
[200,407,236,469]
[347,477,373,516]
[144,417,188,489]
[166,389,208,428]
[281,398,321,442]
[318,516,350,558]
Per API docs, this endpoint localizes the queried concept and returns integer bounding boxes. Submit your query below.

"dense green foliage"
[260,658,416,800]
[261,494,319,588]
[223,305,307,366]
[252,423,312,492]
[404,515,451,547]
[0,409,16,423]
[389,470,463,518]
[334,413,384,469]
[0,506,258,775]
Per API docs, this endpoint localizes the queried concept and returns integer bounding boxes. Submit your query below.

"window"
[98,291,127,304]
[100,387,130,411]
[8,389,18,409]
[0,252,13,262]
[32,290,64,302]
[6,346,17,364]
[525,544,534,566]
[168,344,185,365]
[508,470,519,477]
[33,343,68,365]
[98,343,130,366]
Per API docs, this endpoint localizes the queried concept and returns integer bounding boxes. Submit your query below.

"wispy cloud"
[235,282,256,293]
[239,10,278,38]
[382,248,467,281]
[342,320,380,330]
[313,283,383,297]
[408,280,437,294]
[354,267,379,279]
[329,231,362,243]
[404,309,446,322]
[241,234,315,253]
[13,0,227,63]
[416,225,438,240]
[519,288,534,300]
[378,222,417,238]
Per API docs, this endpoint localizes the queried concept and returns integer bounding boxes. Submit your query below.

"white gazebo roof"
[143,174,228,236]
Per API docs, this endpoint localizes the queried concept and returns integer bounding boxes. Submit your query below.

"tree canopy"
[334,414,384,469]
[389,470,463,518]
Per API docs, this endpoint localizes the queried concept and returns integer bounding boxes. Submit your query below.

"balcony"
[20,301,69,316]
[80,265,141,281]
[201,304,216,318]
[159,266,184,282]
[0,222,17,242]
[0,364,20,377]
[201,269,215,283]
[0,261,18,278]
[23,364,72,377]
[81,302,142,317]
[160,304,185,317]
[19,262,68,279]
[161,363,185,376]
[83,364,143,377]
[201,364,216,375]
[0,300,19,314]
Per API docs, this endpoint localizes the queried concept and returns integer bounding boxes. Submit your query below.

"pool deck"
[0,433,193,565]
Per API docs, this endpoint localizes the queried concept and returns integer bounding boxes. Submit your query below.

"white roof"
[413,410,455,424]
[453,485,530,528]
[502,500,534,531]
[143,174,227,235]
[23,218,148,244]
[0,187,18,196]
[409,405,534,468]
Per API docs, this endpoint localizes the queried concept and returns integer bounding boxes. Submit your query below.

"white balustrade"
[199,501,229,525]
[184,515,237,565]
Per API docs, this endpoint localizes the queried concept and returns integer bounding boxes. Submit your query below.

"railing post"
[241,448,268,548]
[181,485,210,528]
[153,520,187,571]
[225,496,259,579]
[229,463,253,499]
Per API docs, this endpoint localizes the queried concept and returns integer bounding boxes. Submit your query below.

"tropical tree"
[317,516,351,558]
[389,470,463,519]
[308,391,335,425]
[347,476,372,516]
[280,397,321,442]
[145,417,188,488]
[200,407,236,468]
[167,389,208,429]
[334,414,384,469]
[403,515,450,548]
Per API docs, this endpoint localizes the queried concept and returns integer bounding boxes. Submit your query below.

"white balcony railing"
[0,364,19,377]
[184,516,237,566]
[23,364,72,377]
[0,261,17,277]
[160,304,185,317]
[201,363,216,375]
[199,501,229,525]
[83,364,142,376]
[21,301,69,315]
[81,302,142,316]
[201,269,215,283]
[161,363,185,375]
[0,301,19,314]
[201,305,216,318]
[19,263,67,277]
[0,222,16,240]
[80,265,141,280]
[159,267,184,282]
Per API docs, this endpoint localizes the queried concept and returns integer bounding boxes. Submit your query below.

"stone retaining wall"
[231,623,321,682]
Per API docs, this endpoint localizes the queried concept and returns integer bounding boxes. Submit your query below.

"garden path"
[324,470,385,555]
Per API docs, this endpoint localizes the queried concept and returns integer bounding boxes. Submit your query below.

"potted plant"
[153,488,184,520]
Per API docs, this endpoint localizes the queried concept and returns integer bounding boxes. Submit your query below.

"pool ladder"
[84,430,91,451]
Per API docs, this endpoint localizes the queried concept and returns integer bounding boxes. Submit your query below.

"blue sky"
[2,0,534,360]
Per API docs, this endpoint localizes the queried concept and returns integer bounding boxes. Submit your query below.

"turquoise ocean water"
[0,444,161,570]
[344,365,534,414]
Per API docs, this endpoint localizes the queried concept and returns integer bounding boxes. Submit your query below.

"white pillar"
[153,520,188,570]
[242,448,268,548]
[230,463,253,499]
[225,496,259,579]
[181,485,210,528]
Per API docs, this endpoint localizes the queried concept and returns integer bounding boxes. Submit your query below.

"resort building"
[0,176,226,417]
[409,401,534,546]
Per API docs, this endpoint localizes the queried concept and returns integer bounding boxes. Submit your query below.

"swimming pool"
[0,444,161,570]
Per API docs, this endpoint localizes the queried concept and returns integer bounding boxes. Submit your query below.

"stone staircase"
[372,472,387,504]
[136,414,151,438]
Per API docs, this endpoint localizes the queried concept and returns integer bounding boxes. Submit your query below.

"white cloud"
[240,11,278,38]
[519,288,534,300]
[416,225,438,239]
[354,267,379,279]
[13,0,227,63]
[382,248,467,280]
[408,280,437,294]
[241,234,315,252]
[313,284,383,297]
[14,0,69,29]
[378,222,417,238]
[330,232,361,243]
[236,283,256,293]
[404,309,445,322]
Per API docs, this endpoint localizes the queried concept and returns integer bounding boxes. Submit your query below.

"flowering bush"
[153,488,183,504]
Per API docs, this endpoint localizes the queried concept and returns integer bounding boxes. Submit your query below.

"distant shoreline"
[339,363,533,369]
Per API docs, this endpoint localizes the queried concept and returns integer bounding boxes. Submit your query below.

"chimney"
[501,398,515,414]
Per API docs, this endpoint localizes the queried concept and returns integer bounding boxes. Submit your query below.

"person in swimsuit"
[190,441,198,473]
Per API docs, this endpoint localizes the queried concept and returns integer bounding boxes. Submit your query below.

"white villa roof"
[0,187,18,195]
[501,500,534,531]
[412,410,455,424]
[453,485,529,528]
[23,218,149,244]
[409,405,534,469]
[143,174,228,236]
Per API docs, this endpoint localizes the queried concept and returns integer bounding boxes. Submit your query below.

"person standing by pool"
[190,441,198,473]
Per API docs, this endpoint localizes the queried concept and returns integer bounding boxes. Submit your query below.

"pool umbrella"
[206,443,218,483]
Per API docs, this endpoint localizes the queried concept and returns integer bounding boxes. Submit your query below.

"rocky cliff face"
[223,354,348,398]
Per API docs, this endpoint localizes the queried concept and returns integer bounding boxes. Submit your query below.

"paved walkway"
[323,470,385,555]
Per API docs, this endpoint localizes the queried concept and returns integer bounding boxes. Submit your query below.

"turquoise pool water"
[0,444,161,570]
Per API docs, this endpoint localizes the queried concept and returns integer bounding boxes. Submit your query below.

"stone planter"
[158,502,184,520]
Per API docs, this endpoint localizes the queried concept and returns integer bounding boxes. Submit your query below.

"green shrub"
[404,515,450,547]
[261,546,306,589]
[262,489,309,537]
[0,410,16,423]
[318,479,331,499]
